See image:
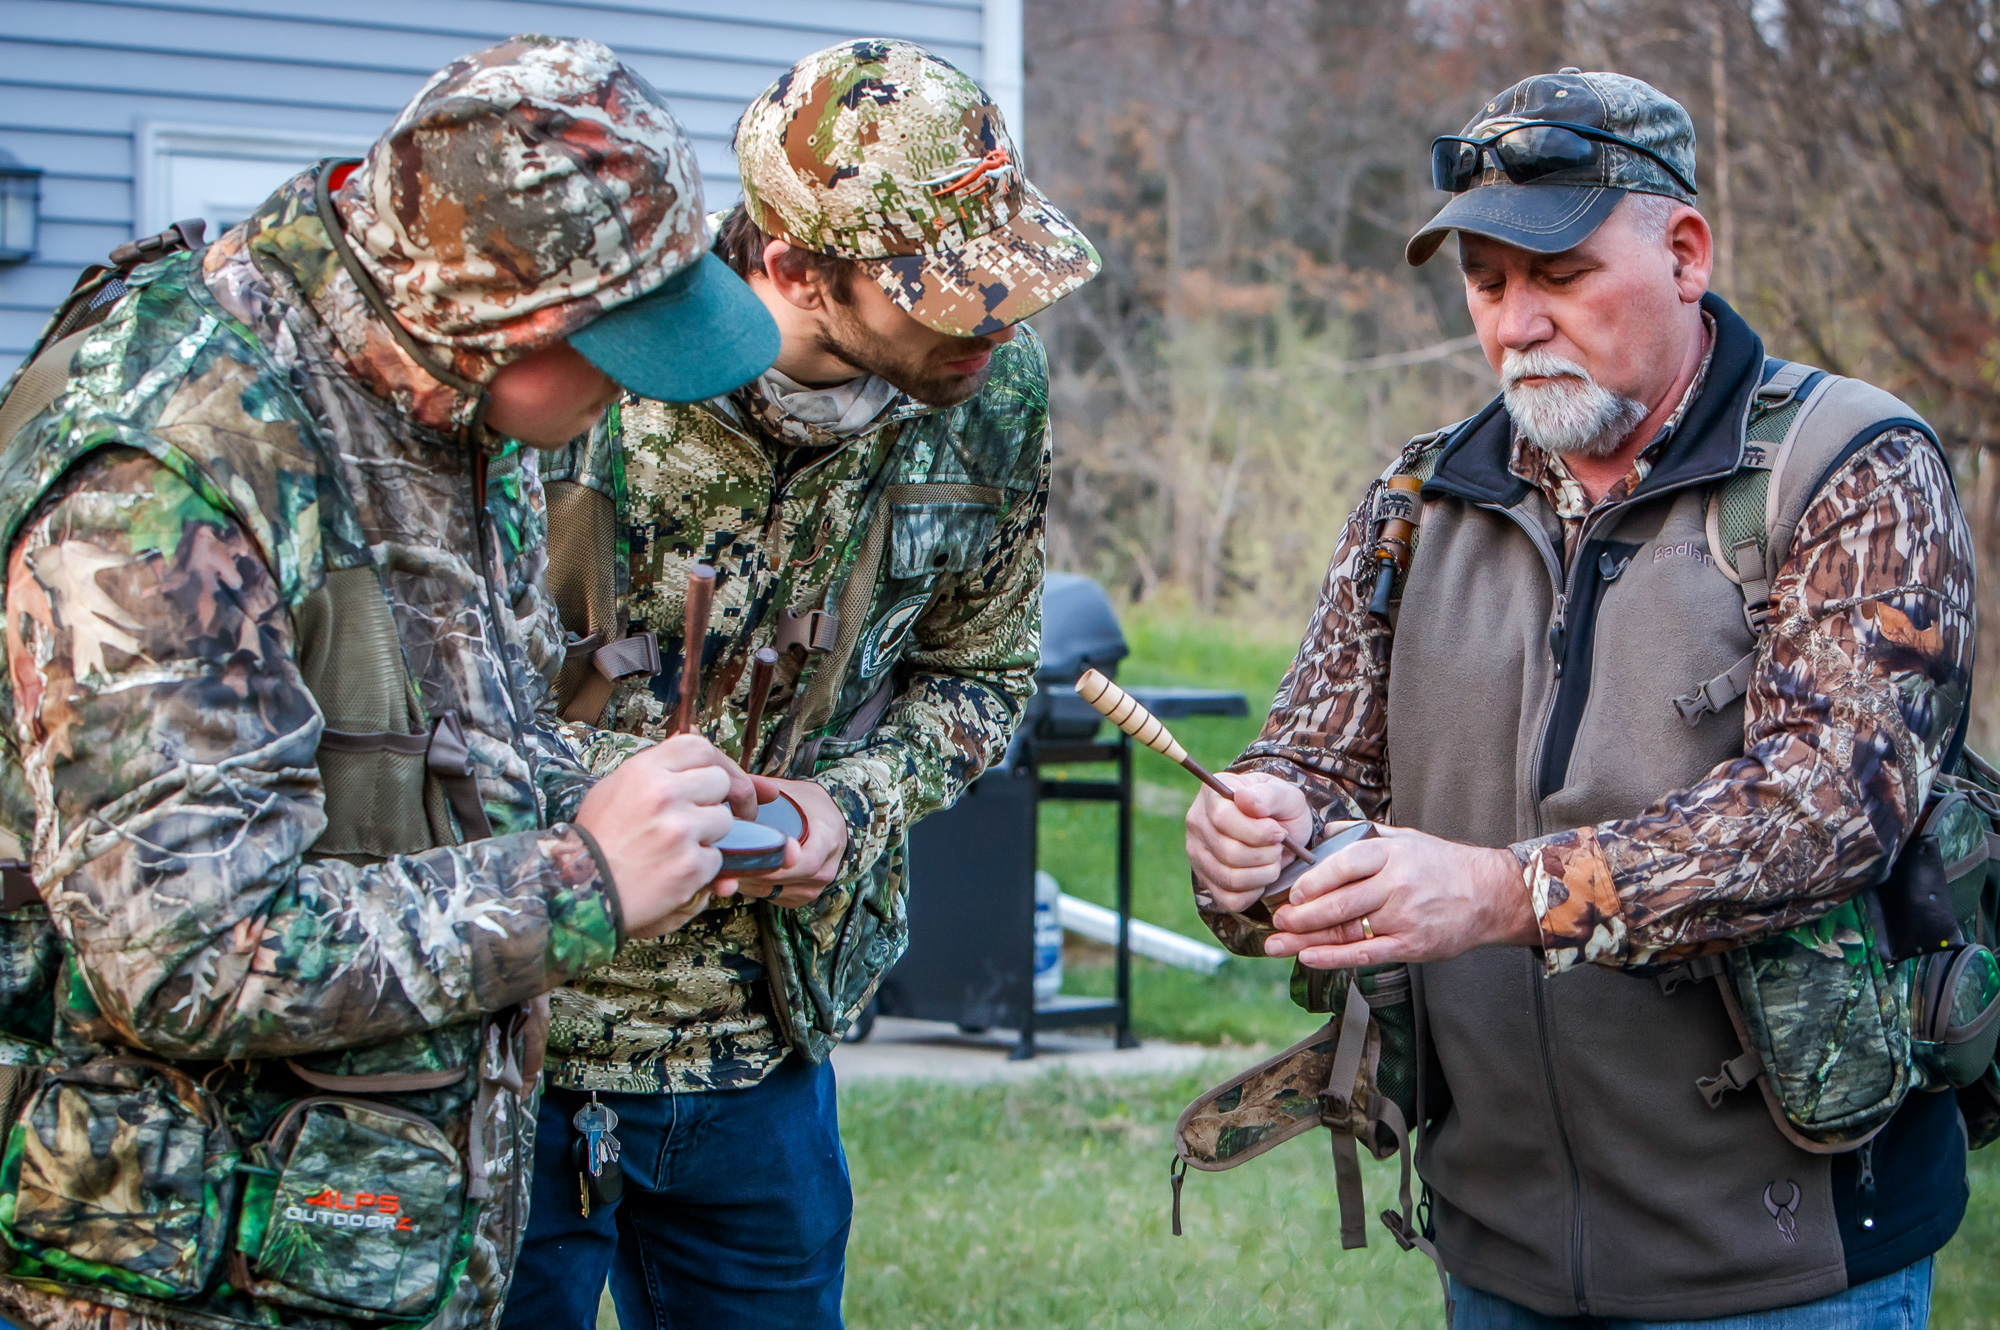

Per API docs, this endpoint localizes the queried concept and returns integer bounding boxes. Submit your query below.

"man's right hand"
[574,734,755,938]
[1185,771,1314,914]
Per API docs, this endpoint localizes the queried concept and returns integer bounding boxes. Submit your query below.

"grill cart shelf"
[872,575,1247,1059]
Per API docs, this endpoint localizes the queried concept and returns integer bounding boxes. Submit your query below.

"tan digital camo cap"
[734,39,1101,338]
[337,34,709,355]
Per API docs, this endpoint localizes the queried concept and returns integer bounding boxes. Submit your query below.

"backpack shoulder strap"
[1767,373,1936,562]
[0,330,92,457]
[1706,359,1934,630]
[1679,360,1925,727]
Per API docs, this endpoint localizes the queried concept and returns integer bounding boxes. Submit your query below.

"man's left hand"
[733,777,848,908]
[1266,825,1539,968]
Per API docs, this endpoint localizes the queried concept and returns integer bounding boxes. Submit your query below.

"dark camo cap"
[336,33,777,401]
[733,38,1101,338]
[1406,69,1698,266]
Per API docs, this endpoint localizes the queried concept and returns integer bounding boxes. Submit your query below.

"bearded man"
[500,38,1099,1330]
[1186,71,1975,1326]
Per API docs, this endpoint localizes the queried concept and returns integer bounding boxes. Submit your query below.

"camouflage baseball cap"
[733,39,1100,338]
[1406,69,1698,266]
[338,34,776,400]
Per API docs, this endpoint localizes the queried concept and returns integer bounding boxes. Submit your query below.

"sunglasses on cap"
[1431,120,1698,197]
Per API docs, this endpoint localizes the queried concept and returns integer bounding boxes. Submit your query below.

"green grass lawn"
[840,1070,2000,1329]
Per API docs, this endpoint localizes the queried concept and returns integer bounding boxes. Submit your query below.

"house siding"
[0,0,1004,377]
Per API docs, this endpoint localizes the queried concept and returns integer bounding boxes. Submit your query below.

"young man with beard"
[504,38,1099,1330]
[1186,71,1974,1326]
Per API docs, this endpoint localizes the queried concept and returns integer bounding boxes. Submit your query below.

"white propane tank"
[1033,869,1064,1001]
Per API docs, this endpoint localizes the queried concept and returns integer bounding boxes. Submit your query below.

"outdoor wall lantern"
[0,151,42,265]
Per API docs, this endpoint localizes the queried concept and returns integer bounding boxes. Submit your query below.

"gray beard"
[1502,349,1650,458]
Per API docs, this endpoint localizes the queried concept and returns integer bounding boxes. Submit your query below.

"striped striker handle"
[1074,668,1315,862]
[1074,668,1187,763]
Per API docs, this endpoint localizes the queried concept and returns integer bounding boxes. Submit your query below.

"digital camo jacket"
[1218,374,1975,975]
[543,333,1050,1090]
[0,172,620,1330]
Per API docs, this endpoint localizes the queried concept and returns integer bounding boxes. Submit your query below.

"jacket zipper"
[1529,959,1591,1313]
[757,905,802,1051]
[1479,502,1565,832]
[1479,501,1588,1310]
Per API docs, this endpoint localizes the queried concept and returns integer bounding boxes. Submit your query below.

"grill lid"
[1037,572,1128,684]
[1030,573,1128,742]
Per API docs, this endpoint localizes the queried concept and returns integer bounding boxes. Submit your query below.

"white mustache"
[1502,348,1595,390]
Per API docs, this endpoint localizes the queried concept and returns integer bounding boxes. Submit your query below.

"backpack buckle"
[776,607,838,655]
[1696,1048,1764,1108]
[1752,360,1814,411]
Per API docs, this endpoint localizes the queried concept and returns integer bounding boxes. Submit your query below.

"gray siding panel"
[0,0,995,376]
[1,2,981,72]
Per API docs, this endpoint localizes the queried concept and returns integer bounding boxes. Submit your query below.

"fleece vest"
[1385,295,1958,1319]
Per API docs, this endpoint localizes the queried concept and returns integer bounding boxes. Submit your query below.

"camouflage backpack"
[1662,361,2000,1163]
[0,217,543,1330]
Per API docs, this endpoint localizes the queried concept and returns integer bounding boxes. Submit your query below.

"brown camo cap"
[733,38,1101,338]
[336,34,709,355]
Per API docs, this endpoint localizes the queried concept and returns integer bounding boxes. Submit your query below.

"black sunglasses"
[1430,120,1697,197]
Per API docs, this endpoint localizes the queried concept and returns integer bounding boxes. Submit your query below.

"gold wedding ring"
[1360,916,1375,941]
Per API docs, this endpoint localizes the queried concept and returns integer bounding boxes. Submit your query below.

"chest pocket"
[888,501,1000,580]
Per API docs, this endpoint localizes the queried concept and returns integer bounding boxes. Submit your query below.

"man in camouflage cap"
[1188,70,1974,1324]
[0,35,776,1330]
[511,37,1098,1330]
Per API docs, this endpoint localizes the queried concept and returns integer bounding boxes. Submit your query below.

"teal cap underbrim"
[568,252,779,403]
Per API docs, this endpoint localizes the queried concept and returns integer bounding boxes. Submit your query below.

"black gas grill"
[873,574,1247,1057]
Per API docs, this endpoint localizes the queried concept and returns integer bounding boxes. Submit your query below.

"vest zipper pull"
[1548,592,1569,676]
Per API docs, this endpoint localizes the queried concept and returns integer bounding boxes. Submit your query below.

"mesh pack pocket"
[0,1059,237,1298]
[236,1097,468,1320]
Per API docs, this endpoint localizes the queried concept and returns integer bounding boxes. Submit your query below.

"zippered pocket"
[0,1058,237,1298]
[234,1095,470,1320]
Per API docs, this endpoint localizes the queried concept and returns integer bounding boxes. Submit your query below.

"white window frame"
[982,0,1026,150]
[134,121,375,238]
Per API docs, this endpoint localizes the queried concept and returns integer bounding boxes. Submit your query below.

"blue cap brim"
[1405,183,1625,266]
[568,252,780,403]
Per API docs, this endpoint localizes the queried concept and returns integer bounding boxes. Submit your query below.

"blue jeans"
[1451,1258,1933,1330]
[499,1056,851,1330]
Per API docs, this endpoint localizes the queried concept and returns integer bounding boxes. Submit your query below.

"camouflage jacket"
[543,333,1049,1088]
[0,175,621,1330]
[1217,335,1975,974]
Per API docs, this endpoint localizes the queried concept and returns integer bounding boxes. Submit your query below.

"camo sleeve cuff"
[1516,829,1622,975]
[564,822,624,945]
[813,764,890,885]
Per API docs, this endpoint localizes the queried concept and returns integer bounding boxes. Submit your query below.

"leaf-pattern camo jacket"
[1205,342,1976,977]
[0,175,622,1330]
[542,331,1048,1089]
